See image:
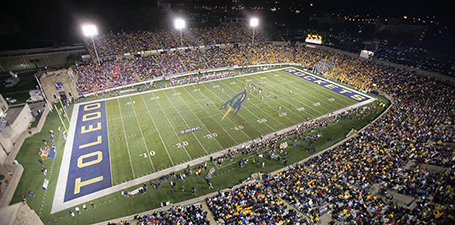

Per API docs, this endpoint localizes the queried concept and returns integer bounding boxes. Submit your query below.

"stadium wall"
[0,46,85,72]
[0,202,44,225]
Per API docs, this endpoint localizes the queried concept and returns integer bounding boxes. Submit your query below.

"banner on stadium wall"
[305,34,323,45]
[359,50,374,59]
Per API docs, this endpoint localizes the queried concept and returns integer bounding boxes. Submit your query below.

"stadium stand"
[313,31,455,76]
[206,182,310,224]
[85,24,266,58]
[375,45,454,75]
[108,204,209,225]
[102,40,454,224]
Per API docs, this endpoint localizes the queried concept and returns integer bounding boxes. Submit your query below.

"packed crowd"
[204,47,455,224]
[86,24,266,58]
[134,205,210,225]
[323,32,365,54]
[206,182,310,224]
[108,205,209,225]
[74,44,357,94]
[321,31,455,76]
[375,45,455,75]
[87,36,455,224]
[268,46,454,224]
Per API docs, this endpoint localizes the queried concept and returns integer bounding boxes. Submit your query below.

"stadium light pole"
[250,18,259,46]
[82,24,101,66]
[174,18,186,48]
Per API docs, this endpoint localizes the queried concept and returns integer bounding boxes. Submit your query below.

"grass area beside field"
[11,107,72,223]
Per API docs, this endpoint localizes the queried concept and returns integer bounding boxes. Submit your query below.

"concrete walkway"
[320,213,332,225]
[385,191,415,207]
[200,201,216,225]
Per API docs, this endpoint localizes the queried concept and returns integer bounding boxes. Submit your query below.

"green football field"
[104,69,359,184]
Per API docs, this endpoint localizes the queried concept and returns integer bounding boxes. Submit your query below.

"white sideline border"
[51,66,375,214]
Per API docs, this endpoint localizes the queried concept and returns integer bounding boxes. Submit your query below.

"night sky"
[0,0,453,48]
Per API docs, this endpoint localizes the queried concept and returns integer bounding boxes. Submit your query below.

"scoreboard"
[305,34,323,44]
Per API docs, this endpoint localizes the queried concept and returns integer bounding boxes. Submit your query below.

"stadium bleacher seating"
[77,28,454,225]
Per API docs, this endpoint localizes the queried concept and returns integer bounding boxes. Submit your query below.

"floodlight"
[250,18,259,46]
[82,24,101,65]
[82,25,98,37]
[250,18,259,27]
[174,18,186,30]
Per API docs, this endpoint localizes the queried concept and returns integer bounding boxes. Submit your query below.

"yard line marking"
[162,90,210,155]
[128,96,156,172]
[105,102,114,186]
[250,72,325,117]
[151,92,193,160]
[263,82,325,117]
[177,88,227,149]
[246,75,319,120]
[216,81,281,130]
[265,72,346,115]
[275,71,353,107]
[38,124,61,216]
[116,98,136,178]
[181,86,242,144]
[201,82,264,135]
[236,76,301,125]
[139,94,175,166]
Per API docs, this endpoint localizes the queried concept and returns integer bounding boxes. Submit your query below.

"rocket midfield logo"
[220,89,247,121]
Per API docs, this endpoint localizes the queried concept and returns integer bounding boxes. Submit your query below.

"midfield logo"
[220,89,247,121]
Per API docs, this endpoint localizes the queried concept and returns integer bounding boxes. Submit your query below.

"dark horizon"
[0,0,454,49]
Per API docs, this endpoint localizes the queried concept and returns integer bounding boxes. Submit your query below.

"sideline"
[51,66,375,214]
[93,95,392,225]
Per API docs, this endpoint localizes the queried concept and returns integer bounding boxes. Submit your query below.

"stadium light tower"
[82,24,101,65]
[250,18,259,46]
[174,18,186,47]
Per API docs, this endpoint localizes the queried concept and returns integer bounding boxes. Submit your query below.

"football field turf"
[53,67,373,212]
[106,69,361,181]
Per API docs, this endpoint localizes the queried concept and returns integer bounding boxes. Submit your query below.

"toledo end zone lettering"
[64,102,111,202]
[282,68,370,102]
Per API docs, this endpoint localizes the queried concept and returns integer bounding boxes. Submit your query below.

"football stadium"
[0,1,454,225]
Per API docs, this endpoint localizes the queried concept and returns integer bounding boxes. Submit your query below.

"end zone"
[52,101,112,213]
[282,68,372,102]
